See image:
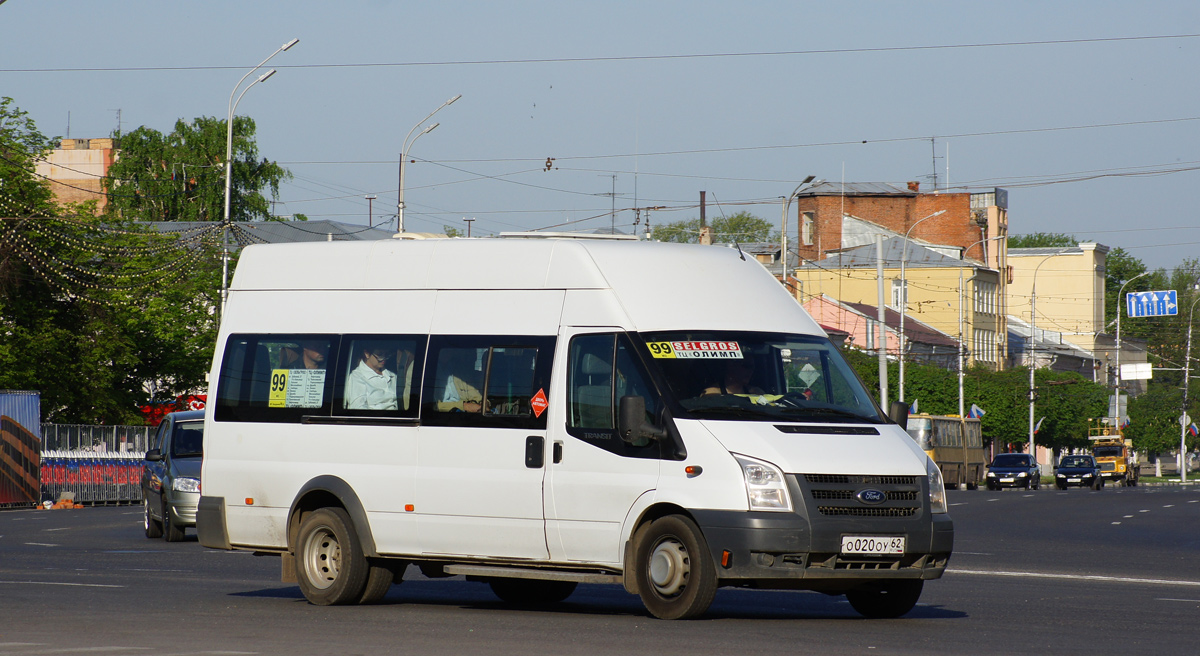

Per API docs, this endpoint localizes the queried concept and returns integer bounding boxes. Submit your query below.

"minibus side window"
[334,335,425,417]
[214,334,338,423]
[566,333,663,459]
[421,335,555,429]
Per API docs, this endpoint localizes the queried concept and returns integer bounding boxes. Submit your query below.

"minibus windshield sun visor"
[641,331,885,424]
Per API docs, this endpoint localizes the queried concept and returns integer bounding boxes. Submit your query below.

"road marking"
[987,498,999,502]
[954,551,994,556]
[1111,521,1121,525]
[44,527,71,532]
[0,580,124,588]
[24,542,58,547]
[1163,504,1174,508]
[1158,598,1200,603]
[950,569,1200,587]
[1139,509,1151,513]
[1125,515,1134,518]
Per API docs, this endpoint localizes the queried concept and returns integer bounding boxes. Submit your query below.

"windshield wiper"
[776,406,880,423]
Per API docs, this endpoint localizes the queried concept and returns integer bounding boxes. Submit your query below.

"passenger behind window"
[345,344,399,411]
[702,359,764,396]
[437,349,483,413]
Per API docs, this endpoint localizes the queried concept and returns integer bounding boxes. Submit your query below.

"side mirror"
[145,448,162,462]
[888,401,909,430]
[617,396,667,444]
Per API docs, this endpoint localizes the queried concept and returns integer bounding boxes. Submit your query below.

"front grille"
[804,474,917,486]
[1100,462,1116,471]
[797,473,924,519]
[817,506,918,517]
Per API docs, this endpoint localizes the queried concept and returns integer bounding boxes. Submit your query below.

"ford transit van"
[197,235,952,619]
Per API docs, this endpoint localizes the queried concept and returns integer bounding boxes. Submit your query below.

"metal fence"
[39,451,145,504]
[40,424,153,453]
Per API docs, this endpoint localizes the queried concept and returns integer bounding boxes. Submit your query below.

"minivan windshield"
[641,331,884,424]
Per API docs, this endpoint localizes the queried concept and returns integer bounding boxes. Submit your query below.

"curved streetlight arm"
[897,209,947,402]
[398,95,461,233]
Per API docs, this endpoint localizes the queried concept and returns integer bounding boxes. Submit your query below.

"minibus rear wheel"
[633,515,717,620]
[295,507,370,605]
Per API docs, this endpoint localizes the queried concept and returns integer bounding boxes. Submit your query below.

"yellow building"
[793,237,1004,370]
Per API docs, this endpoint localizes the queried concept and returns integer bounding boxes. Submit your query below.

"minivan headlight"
[927,458,948,514]
[172,477,200,493]
[733,454,793,512]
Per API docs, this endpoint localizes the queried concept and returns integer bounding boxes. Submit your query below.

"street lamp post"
[1114,270,1152,430]
[897,210,947,403]
[1027,253,1065,460]
[397,94,461,234]
[1179,294,1200,482]
[220,38,299,319]
[780,175,818,283]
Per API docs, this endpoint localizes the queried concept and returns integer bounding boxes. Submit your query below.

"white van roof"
[230,238,823,335]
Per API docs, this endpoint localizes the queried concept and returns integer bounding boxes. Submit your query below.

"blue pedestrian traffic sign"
[1126,290,1178,317]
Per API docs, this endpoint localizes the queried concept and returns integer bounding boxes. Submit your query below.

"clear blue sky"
[3,1,1199,269]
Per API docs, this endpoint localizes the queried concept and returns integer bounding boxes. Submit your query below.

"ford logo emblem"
[856,489,887,505]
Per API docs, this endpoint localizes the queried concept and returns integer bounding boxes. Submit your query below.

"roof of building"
[799,236,982,270]
[1005,315,1099,361]
[798,181,917,197]
[141,220,400,247]
[1008,243,1109,257]
[826,298,960,349]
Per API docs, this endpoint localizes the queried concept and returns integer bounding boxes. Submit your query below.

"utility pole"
[699,191,711,245]
[463,217,475,237]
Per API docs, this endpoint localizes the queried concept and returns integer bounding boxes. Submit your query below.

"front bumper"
[691,473,953,592]
[165,490,200,527]
[986,472,1035,488]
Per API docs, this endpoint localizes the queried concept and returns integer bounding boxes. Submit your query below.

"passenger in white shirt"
[345,348,398,410]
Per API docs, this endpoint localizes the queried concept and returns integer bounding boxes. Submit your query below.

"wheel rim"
[648,537,690,597]
[302,525,342,590]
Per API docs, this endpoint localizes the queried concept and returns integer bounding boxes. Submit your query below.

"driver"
[702,359,764,396]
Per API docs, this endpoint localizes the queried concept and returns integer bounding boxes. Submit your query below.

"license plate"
[841,535,905,555]
[1068,477,1081,483]
[1000,477,1014,483]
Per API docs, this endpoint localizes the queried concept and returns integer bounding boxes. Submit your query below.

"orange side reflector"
[405,504,415,512]
[721,550,732,568]
[245,498,254,506]
[685,465,703,477]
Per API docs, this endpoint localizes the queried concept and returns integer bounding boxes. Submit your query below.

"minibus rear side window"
[421,335,555,429]
[214,334,337,423]
[334,336,425,418]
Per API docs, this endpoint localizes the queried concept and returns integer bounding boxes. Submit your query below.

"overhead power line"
[4,33,1198,73]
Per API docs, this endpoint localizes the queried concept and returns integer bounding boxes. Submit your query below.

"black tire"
[143,499,163,539]
[295,507,370,606]
[845,579,924,619]
[633,515,718,620]
[1056,483,1067,490]
[986,482,996,491]
[489,579,578,604]
[163,503,185,542]
[357,559,396,604]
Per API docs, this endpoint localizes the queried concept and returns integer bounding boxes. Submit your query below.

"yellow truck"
[1089,422,1138,487]
[905,414,985,489]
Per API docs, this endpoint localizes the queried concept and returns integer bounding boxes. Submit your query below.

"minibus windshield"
[641,331,885,424]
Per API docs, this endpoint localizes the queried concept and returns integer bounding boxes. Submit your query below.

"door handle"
[525,436,545,469]
[553,441,563,464]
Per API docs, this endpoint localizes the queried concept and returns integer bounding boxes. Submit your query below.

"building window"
[802,212,814,246]
[891,279,907,310]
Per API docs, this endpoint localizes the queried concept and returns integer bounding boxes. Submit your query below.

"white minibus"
[198,235,952,620]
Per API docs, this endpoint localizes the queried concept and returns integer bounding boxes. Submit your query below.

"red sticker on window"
[531,388,548,418]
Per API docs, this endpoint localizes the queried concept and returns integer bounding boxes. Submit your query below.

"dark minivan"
[141,410,204,541]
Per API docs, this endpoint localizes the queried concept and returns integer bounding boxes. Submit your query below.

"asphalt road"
[1,486,1198,656]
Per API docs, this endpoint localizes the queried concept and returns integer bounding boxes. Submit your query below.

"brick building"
[791,182,1009,272]
[33,138,116,213]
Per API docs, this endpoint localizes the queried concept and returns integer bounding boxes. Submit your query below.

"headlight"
[927,458,948,514]
[986,471,995,477]
[1056,473,1065,478]
[1017,472,1027,477]
[172,477,200,493]
[733,454,793,512]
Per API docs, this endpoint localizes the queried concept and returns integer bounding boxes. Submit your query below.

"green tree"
[1,98,221,423]
[104,116,291,223]
[1007,232,1077,248]
[653,211,774,244]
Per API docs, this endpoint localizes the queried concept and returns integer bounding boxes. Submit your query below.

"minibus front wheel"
[295,507,372,605]
[632,514,718,620]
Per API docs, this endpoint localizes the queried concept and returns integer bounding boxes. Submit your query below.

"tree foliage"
[104,116,291,223]
[653,211,775,244]
[1007,232,1077,248]
[0,99,221,423]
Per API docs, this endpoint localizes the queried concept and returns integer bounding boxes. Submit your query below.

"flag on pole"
[1120,417,1131,429]
[1189,423,1198,437]
[968,404,986,419]
[909,399,918,415]
[1034,417,1045,434]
